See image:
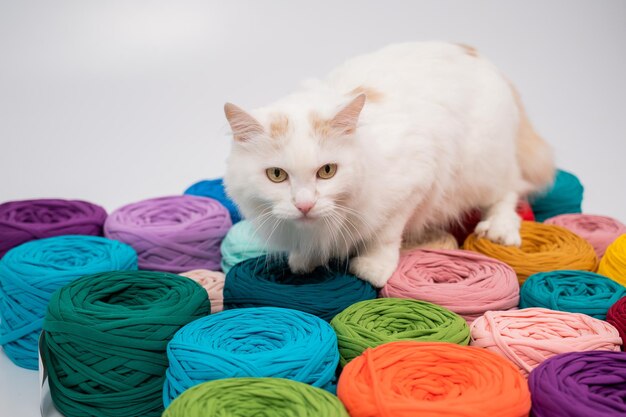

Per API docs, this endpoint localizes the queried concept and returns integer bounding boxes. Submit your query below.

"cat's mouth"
[295,215,316,224]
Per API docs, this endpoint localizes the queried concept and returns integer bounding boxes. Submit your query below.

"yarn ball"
[0,199,107,258]
[606,297,626,350]
[529,169,584,222]
[42,271,210,417]
[179,269,225,314]
[470,307,622,375]
[223,255,377,322]
[598,234,626,286]
[401,232,459,251]
[330,298,469,366]
[163,307,339,406]
[338,341,531,417]
[545,214,626,258]
[220,220,269,274]
[529,351,626,417]
[163,378,349,417]
[0,235,137,370]
[104,195,232,273]
[381,249,519,323]
[464,221,598,284]
[520,270,626,320]
[184,178,242,223]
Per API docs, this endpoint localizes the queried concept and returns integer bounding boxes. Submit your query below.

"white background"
[1,1,625,415]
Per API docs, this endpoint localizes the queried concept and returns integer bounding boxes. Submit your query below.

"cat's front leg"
[288,251,317,274]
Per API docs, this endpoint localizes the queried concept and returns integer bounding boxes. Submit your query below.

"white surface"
[0,1,625,415]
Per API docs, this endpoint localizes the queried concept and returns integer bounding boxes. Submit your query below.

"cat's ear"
[224,103,264,141]
[330,94,366,135]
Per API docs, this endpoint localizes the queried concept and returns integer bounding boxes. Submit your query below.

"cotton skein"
[0,235,137,370]
[381,249,519,323]
[164,307,339,406]
[179,269,225,313]
[220,220,269,274]
[545,214,626,258]
[606,297,626,349]
[598,234,626,286]
[464,221,598,284]
[331,298,469,366]
[184,178,242,223]
[42,271,210,417]
[529,169,584,222]
[470,307,622,375]
[163,378,349,417]
[338,341,531,417]
[520,270,626,320]
[223,256,377,322]
[0,199,107,258]
[104,195,232,272]
[529,351,626,417]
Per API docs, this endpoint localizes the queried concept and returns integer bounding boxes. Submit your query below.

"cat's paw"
[350,252,398,288]
[475,216,522,247]
[288,252,316,274]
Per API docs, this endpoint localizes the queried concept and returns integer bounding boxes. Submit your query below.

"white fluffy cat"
[223,41,554,287]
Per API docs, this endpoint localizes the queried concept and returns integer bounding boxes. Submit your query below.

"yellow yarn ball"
[598,234,626,286]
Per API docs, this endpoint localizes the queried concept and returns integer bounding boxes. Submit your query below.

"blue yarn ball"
[520,270,626,319]
[184,178,242,223]
[223,255,378,321]
[0,235,137,369]
[530,169,584,222]
[163,307,340,406]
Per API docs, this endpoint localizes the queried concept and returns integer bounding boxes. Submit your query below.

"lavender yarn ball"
[105,196,231,272]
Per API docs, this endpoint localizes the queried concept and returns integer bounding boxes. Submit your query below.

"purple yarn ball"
[0,199,107,258]
[104,195,231,272]
[529,350,626,417]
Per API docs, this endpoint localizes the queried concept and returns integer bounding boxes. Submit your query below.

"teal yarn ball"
[0,235,137,369]
[530,169,584,222]
[520,270,626,319]
[220,220,270,274]
[163,307,340,406]
[224,256,377,321]
[184,178,242,223]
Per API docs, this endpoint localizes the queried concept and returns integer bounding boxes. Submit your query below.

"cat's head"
[222,94,367,242]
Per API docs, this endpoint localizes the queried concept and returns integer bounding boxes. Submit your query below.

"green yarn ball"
[42,271,210,417]
[220,220,269,273]
[162,377,349,417]
[331,298,470,366]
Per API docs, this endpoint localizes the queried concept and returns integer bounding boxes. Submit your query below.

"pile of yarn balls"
[1,169,626,417]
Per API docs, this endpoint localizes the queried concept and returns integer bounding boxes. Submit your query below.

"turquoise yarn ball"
[220,220,270,273]
[530,169,584,222]
[163,307,340,406]
[0,235,137,369]
[520,270,626,319]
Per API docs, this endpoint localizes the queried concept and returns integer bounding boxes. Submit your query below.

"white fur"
[223,41,553,287]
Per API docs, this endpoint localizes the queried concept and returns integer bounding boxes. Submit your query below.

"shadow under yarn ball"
[0,235,137,370]
[42,271,210,417]
[163,307,339,406]
[163,378,349,417]
[223,255,377,322]
[104,195,231,273]
[0,198,107,258]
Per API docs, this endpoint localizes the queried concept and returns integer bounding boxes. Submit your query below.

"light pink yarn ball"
[381,249,519,323]
[470,307,622,376]
[545,214,626,258]
[179,269,225,313]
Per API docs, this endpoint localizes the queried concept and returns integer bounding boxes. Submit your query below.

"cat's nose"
[295,201,315,215]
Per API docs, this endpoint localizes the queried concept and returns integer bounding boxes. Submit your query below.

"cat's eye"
[266,167,288,183]
[317,163,337,179]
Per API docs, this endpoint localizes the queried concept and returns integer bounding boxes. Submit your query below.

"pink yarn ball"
[545,214,626,259]
[381,249,519,323]
[179,269,225,313]
[470,307,622,376]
